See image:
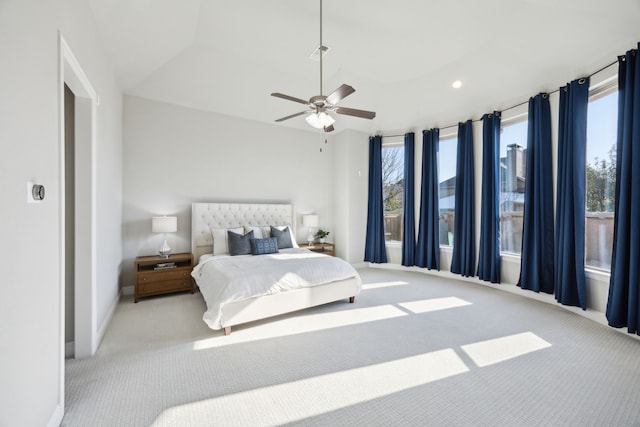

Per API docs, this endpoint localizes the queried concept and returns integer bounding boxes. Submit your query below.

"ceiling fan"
[271,0,376,133]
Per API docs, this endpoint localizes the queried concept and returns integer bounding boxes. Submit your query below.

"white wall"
[0,1,123,426]
[332,129,369,263]
[122,96,338,287]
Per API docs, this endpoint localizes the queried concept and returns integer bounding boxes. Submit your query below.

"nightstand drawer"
[137,268,191,284]
[137,278,192,295]
[134,253,194,302]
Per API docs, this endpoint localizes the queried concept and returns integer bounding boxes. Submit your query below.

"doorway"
[64,84,75,358]
[59,35,98,414]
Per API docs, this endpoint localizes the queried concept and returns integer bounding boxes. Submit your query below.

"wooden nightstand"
[299,242,335,256]
[134,253,194,303]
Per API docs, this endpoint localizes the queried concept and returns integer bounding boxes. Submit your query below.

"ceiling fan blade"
[275,111,308,122]
[324,124,335,133]
[326,84,355,105]
[271,93,310,105]
[335,106,376,120]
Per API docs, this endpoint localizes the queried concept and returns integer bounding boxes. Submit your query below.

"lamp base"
[158,238,171,258]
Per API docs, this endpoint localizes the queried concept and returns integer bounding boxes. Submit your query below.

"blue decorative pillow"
[227,230,254,256]
[270,226,293,249]
[251,237,279,255]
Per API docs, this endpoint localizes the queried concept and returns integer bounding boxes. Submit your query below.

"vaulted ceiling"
[88,0,640,134]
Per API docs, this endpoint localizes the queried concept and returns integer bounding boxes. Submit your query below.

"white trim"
[381,137,404,147]
[59,33,99,360]
[585,267,611,283]
[58,31,99,420]
[73,95,98,358]
[501,111,527,126]
[57,31,68,423]
[440,130,458,139]
[46,404,64,427]
[590,73,617,95]
[97,291,121,345]
[500,252,521,264]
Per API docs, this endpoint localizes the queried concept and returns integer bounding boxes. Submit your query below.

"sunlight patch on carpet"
[398,296,472,314]
[192,305,408,350]
[461,331,552,367]
[151,348,470,426]
[361,280,408,290]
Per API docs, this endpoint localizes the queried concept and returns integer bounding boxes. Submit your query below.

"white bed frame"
[191,202,358,335]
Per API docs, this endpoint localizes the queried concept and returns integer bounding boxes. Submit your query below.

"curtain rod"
[378,58,618,138]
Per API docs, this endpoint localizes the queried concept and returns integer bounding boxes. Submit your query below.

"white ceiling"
[88,0,640,134]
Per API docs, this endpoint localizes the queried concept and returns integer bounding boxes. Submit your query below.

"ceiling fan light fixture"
[271,0,376,131]
[305,111,335,129]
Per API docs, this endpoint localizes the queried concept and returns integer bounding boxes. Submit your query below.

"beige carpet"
[63,268,640,426]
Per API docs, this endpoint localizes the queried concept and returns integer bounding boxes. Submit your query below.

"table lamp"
[302,214,319,246]
[152,216,177,258]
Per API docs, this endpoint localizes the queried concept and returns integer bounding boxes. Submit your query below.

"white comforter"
[191,248,361,329]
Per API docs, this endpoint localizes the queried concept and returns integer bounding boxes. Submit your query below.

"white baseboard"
[96,289,121,350]
[46,404,63,427]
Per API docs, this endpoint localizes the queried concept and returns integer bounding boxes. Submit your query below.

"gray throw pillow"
[270,226,293,249]
[227,229,254,256]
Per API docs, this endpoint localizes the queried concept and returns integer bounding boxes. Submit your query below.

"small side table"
[134,253,194,303]
[299,242,335,256]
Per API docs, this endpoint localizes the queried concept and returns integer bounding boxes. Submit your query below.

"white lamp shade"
[152,216,177,233]
[302,214,319,227]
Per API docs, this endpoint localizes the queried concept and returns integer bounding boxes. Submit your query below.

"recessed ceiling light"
[452,80,463,89]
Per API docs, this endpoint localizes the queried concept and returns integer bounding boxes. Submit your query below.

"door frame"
[57,31,98,413]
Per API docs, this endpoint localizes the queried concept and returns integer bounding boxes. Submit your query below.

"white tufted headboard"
[191,202,295,262]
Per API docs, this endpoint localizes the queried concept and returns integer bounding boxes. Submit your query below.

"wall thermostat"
[32,184,45,200]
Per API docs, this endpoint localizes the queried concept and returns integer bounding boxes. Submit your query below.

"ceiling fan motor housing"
[310,95,327,107]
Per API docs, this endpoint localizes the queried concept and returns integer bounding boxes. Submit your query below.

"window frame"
[438,132,458,248]
[381,140,405,244]
[499,112,528,256]
[584,80,618,273]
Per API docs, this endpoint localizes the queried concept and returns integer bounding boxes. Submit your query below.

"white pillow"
[243,225,269,239]
[211,227,244,255]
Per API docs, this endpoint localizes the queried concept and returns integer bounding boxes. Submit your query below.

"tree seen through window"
[381,145,404,241]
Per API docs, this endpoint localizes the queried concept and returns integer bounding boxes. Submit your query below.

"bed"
[191,202,361,335]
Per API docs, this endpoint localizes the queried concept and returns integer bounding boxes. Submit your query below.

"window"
[585,88,617,270]
[438,136,457,246]
[499,118,528,254]
[382,144,404,242]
